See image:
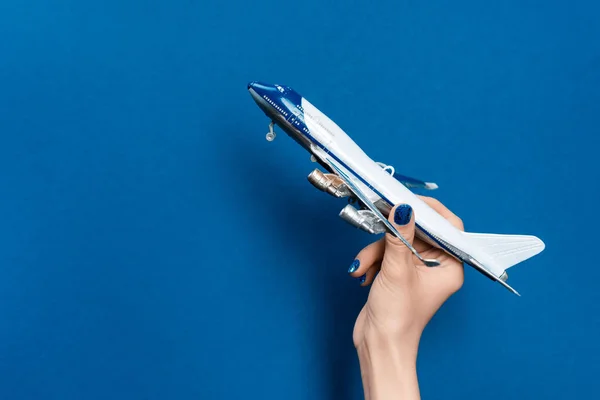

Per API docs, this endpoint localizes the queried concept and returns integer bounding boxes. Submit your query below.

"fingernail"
[348,259,360,274]
[394,204,413,226]
[357,274,367,284]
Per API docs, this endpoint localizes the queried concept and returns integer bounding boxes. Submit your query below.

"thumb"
[384,204,416,262]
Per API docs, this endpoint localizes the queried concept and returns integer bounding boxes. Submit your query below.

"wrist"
[358,326,420,368]
[356,328,421,400]
[356,313,424,352]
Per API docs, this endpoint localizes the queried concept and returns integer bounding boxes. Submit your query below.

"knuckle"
[385,232,414,250]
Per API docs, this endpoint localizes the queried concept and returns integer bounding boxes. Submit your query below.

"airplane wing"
[374,162,438,190]
[393,173,438,190]
[317,154,440,267]
[311,149,520,294]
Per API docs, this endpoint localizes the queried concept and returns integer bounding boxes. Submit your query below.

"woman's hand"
[349,196,465,400]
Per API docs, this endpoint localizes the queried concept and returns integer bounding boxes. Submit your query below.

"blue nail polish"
[358,274,367,284]
[394,204,413,226]
[348,259,360,274]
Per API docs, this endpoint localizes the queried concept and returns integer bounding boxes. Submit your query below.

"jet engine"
[307,169,352,198]
[339,204,387,234]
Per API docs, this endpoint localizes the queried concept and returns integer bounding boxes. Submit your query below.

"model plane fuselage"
[247,81,544,294]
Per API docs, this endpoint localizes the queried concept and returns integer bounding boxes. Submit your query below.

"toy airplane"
[247,81,545,295]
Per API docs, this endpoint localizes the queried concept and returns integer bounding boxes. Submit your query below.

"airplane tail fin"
[463,232,545,273]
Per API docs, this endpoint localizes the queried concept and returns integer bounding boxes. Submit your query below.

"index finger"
[417,196,465,231]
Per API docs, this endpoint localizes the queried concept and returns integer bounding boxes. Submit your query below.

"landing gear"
[266,121,276,141]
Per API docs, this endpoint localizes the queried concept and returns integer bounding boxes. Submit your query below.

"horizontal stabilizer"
[463,232,545,272]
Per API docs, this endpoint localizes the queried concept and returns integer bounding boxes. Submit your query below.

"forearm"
[357,329,421,400]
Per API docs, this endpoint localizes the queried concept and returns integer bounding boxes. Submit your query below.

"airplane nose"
[248,81,278,107]
[247,81,263,104]
[248,81,273,92]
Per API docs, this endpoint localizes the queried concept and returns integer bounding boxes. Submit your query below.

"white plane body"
[248,82,545,294]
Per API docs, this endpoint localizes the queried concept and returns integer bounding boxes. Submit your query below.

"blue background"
[1,0,598,399]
